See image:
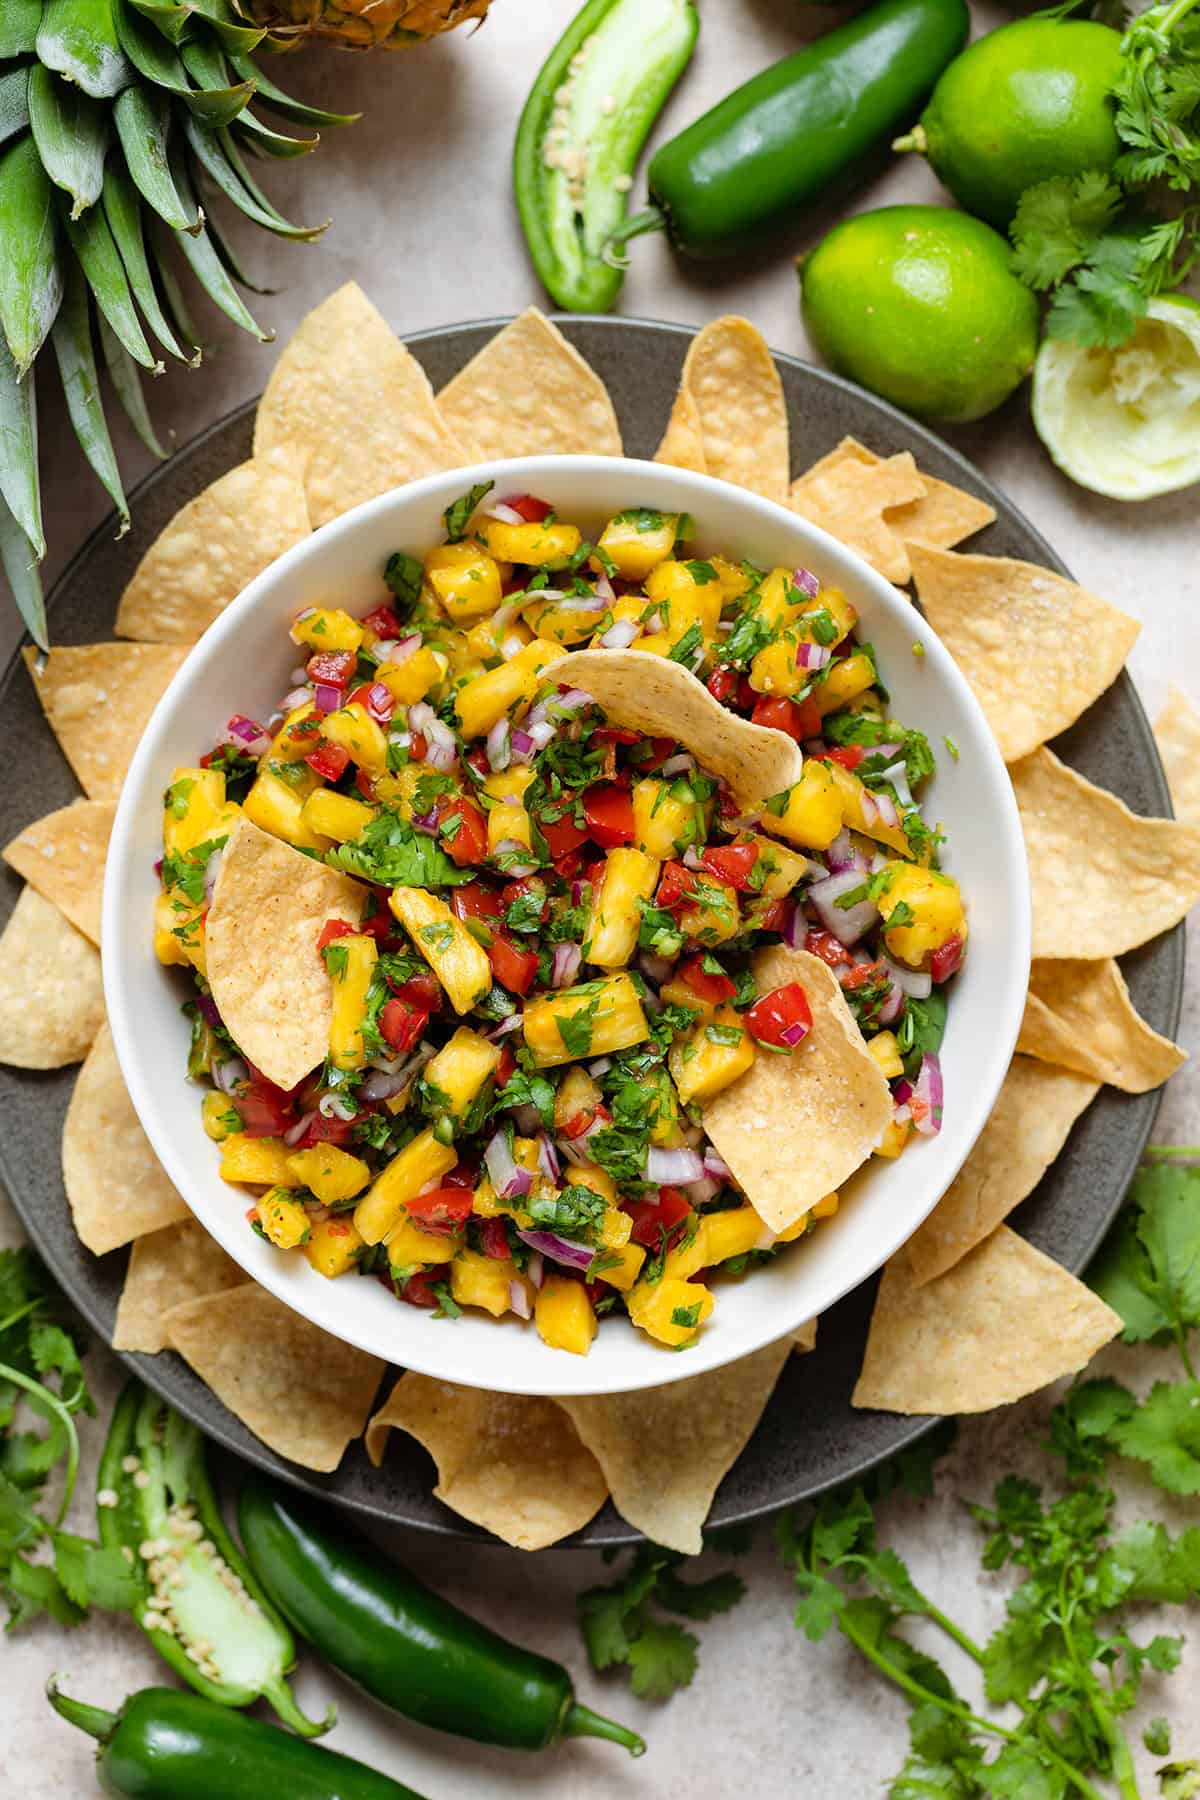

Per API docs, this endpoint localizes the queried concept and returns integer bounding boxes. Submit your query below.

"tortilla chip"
[115,448,312,644]
[113,1218,244,1354]
[792,1317,818,1353]
[703,947,892,1234]
[905,1056,1099,1285]
[791,452,926,584]
[3,799,115,947]
[23,643,188,800]
[679,317,789,504]
[655,384,707,474]
[366,1373,606,1551]
[0,886,105,1069]
[791,437,996,550]
[853,1225,1121,1414]
[63,1020,189,1255]
[204,817,366,1092]
[909,546,1140,764]
[1155,687,1200,826]
[1018,958,1185,1094]
[550,649,803,812]
[557,1340,790,1555]
[1011,747,1200,959]
[437,308,622,462]
[163,1283,384,1472]
[253,282,463,529]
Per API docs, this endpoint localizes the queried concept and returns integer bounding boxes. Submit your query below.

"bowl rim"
[103,452,1031,1398]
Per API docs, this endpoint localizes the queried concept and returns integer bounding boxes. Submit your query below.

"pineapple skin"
[238,0,494,49]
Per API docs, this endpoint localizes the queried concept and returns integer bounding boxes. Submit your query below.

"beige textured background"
[3,3,1197,1794]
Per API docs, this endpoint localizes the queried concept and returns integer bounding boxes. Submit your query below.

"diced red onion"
[792,566,820,599]
[227,713,268,749]
[549,687,594,719]
[289,665,309,687]
[859,789,879,827]
[893,1078,914,1109]
[482,501,526,526]
[312,682,341,716]
[779,1017,811,1048]
[510,720,556,765]
[203,845,225,905]
[536,1132,560,1181]
[515,1228,593,1271]
[508,1280,532,1320]
[285,683,317,713]
[319,1092,358,1122]
[598,618,638,650]
[910,1053,943,1137]
[551,942,582,988]
[638,951,674,985]
[782,899,807,950]
[872,792,900,828]
[552,593,605,614]
[682,845,704,871]
[153,856,163,877]
[796,642,831,671]
[501,633,526,661]
[527,1251,544,1289]
[484,1129,533,1201]
[493,839,538,878]
[660,753,694,777]
[364,683,393,725]
[683,1174,722,1206]
[593,571,615,605]
[487,1012,524,1042]
[283,1110,317,1147]
[359,1069,409,1103]
[877,982,904,1027]
[808,868,879,947]
[570,879,587,908]
[388,730,412,759]
[197,992,222,1028]
[423,736,458,773]
[702,1147,732,1181]
[212,1055,248,1096]
[487,601,523,640]
[486,718,511,772]
[411,807,439,837]
[893,1102,912,1126]
[479,1217,510,1260]
[507,728,534,761]
[645,1145,704,1184]
[586,1055,613,1077]
[883,956,931,999]
[825,830,864,875]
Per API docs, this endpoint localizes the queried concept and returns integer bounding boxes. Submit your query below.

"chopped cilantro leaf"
[327,806,470,888]
[444,480,494,543]
[384,550,423,610]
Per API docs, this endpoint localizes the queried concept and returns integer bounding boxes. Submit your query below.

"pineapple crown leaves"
[0,0,356,650]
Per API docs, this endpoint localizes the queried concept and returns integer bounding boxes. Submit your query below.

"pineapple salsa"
[155,484,967,1356]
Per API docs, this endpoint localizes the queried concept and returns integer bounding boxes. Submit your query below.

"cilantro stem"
[1157,0,1199,33]
[0,1360,80,1531]
[1145,1146,1200,1158]
[919,1598,986,1666]
[1057,1572,1141,1800]
[0,1298,45,1336]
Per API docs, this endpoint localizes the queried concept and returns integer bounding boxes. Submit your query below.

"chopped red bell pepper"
[306,650,356,688]
[451,882,503,941]
[744,982,813,1051]
[355,769,377,802]
[821,745,866,771]
[750,693,823,741]
[676,954,735,1004]
[389,972,443,1012]
[438,795,488,867]
[930,934,965,983]
[317,917,357,953]
[699,841,759,891]
[706,666,739,704]
[623,1185,694,1250]
[752,896,791,934]
[488,931,539,997]
[380,997,429,1054]
[500,876,549,921]
[304,741,351,784]
[561,1102,609,1140]
[298,1112,357,1149]
[593,726,641,746]
[363,604,406,642]
[234,1074,297,1139]
[479,1216,511,1260]
[539,806,589,859]
[583,784,635,848]
[805,928,851,968]
[495,1044,517,1087]
[395,1265,451,1308]
[403,1187,473,1231]
[509,494,553,523]
[656,861,701,910]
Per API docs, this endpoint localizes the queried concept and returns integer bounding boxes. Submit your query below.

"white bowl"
[104,457,1030,1398]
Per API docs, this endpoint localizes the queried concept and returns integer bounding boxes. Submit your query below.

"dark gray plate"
[1,317,1181,1545]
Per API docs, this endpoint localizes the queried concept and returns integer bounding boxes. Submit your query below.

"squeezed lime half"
[1033,296,1200,500]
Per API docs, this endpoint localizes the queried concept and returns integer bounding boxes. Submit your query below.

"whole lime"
[899,18,1123,227]
[800,205,1040,424]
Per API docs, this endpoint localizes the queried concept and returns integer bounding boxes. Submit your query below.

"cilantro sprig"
[578,1539,749,1703]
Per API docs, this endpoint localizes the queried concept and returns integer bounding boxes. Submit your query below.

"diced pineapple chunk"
[290,606,364,652]
[385,1213,465,1263]
[286,1143,371,1205]
[163,767,240,856]
[750,633,808,699]
[659,976,717,1025]
[866,1030,904,1080]
[822,761,913,859]
[553,1065,601,1131]
[678,873,740,947]
[243,768,331,852]
[476,518,581,567]
[743,833,811,898]
[596,511,677,581]
[353,1127,458,1244]
[627,1276,713,1347]
[257,1187,311,1250]
[586,847,660,968]
[155,887,205,974]
[816,651,876,716]
[376,644,446,707]
[878,863,967,967]
[450,1248,515,1318]
[220,1134,293,1188]
[419,1027,501,1120]
[201,1090,239,1141]
[631,776,705,860]
[813,1191,840,1219]
[522,974,649,1069]
[565,1166,633,1248]
[454,638,559,739]
[321,703,389,775]
[534,1275,597,1355]
[762,760,844,852]
[484,766,535,856]
[523,592,606,645]
[646,1066,683,1145]
[660,1220,710,1283]
[304,1214,366,1278]
[328,933,377,1072]
[875,1117,912,1160]
[389,888,492,1015]
[702,1206,768,1265]
[589,1241,645,1291]
[669,1005,755,1105]
[263,705,323,799]
[644,558,721,639]
[425,543,504,622]
[300,789,377,843]
[798,587,857,647]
